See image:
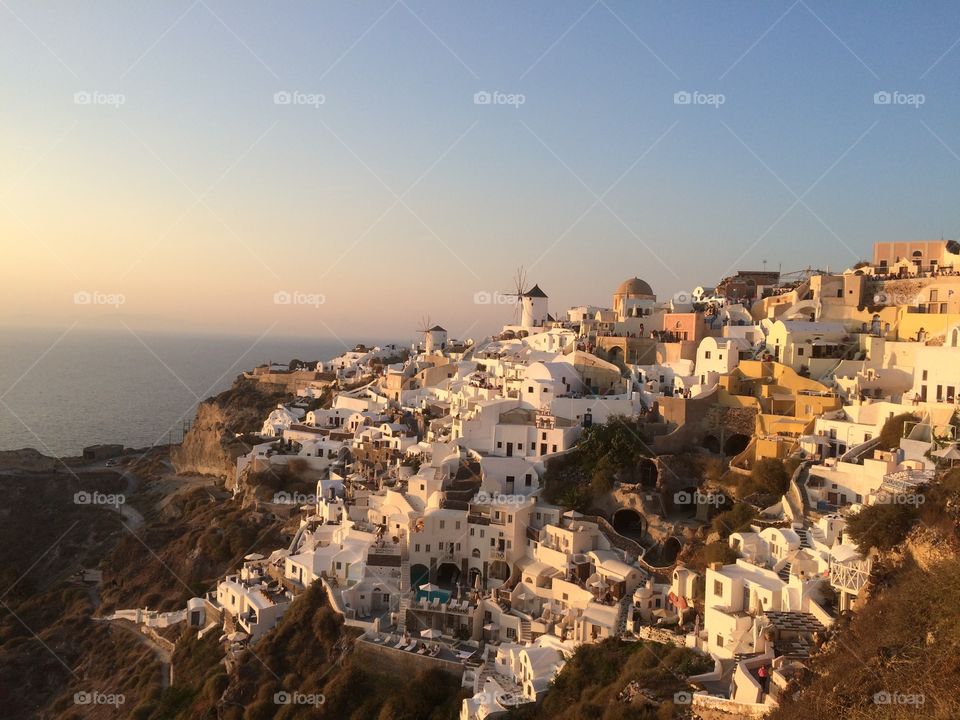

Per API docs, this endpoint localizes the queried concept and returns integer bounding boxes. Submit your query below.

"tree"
[741,458,790,497]
[879,413,919,450]
[846,502,919,552]
[711,503,757,538]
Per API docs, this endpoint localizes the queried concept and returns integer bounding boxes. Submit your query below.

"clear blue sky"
[3,1,960,340]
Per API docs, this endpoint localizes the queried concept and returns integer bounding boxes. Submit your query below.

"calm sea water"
[0,328,392,457]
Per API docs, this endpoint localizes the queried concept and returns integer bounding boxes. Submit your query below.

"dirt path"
[103,619,173,690]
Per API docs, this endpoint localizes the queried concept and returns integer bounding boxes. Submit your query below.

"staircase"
[777,562,792,582]
[398,533,411,633]
[519,618,532,643]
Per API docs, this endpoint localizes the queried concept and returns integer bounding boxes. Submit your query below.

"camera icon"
[673,491,691,504]
[74,290,92,305]
[74,691,92,705]
[673,290,692,305]
[273,290,292,305]
[473,290,492,304]
[673,91,692,105]
[873,691,891,705]
[274,691,291,705]
[273,91,292,105]
[673,690,692,705]
[474,91,492,105]
[273,491,292,504]
[873,91,892,105]
[74,491,91,505]
[73,91,92,105]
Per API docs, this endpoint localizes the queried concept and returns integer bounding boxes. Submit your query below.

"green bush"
[741,458,790,497]
[846,502,920,552]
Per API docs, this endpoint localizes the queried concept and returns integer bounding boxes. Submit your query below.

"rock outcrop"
[171,378,290,489]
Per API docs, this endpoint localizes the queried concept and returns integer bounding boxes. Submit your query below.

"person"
[758,664,769,693]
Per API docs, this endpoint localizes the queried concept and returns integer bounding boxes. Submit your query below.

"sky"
[2,0,960,342]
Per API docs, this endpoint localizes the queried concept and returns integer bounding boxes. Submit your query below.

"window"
[525,474,532,487]
[923,370,928,381]
[415,544,420,552]
[705,351,712,359]
[541,432,547,440]
[717,635,724,648]
[439,520,445,529]
[497,441,502,448]
[456,521,461,530]
[527,386,533,393]
[469,528,474,537]
[713,580,723,597]
[439,542,444,550]
[797,347,804,356]
[425,545,430,552]
[552,444,557,452]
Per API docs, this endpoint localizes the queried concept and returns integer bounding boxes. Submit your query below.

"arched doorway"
[437,562,461,589]
[660,537,682,564]
[410,563,429,588]
[703,434,721,454]
[612,508,646,540]
[724,433,750,456]
[638,458,657,488]
[489,560,510,581]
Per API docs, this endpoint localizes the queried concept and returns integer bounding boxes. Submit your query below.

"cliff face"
[171,378,290,488]
[171,401,244,487]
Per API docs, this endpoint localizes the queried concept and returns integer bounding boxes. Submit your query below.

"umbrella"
[474,573,482,591]
[244,553,264,561]
[419,582,441,592]
[420,628,442,639]
[798,435,831,446]
[226,631,248,642]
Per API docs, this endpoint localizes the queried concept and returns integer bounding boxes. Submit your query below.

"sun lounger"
[405,641,418,651]
[394,639,407,649]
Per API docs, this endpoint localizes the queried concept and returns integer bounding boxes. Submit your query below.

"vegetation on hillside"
[508,637,712,720]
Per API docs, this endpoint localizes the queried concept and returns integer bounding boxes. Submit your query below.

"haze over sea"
[0,328,389,457]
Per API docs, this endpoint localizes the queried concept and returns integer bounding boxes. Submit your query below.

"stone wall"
[354,640,465,678]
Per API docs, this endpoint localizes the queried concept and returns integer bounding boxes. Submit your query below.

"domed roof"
[615,277,654,297]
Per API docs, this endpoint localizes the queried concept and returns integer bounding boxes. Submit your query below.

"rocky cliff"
[171,378,289,489]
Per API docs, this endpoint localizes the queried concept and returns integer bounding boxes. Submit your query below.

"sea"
[0,327,397,457]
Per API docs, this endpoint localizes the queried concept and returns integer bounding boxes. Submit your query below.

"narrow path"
[102,618,173,690]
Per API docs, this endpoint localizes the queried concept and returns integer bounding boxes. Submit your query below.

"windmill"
[504,266,527,324]
[415,314,432,351]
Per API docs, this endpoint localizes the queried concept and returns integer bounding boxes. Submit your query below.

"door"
[540,443,547,455]
[506,442,513,457]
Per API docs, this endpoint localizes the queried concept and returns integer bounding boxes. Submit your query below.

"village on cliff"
[169,240,960,718]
